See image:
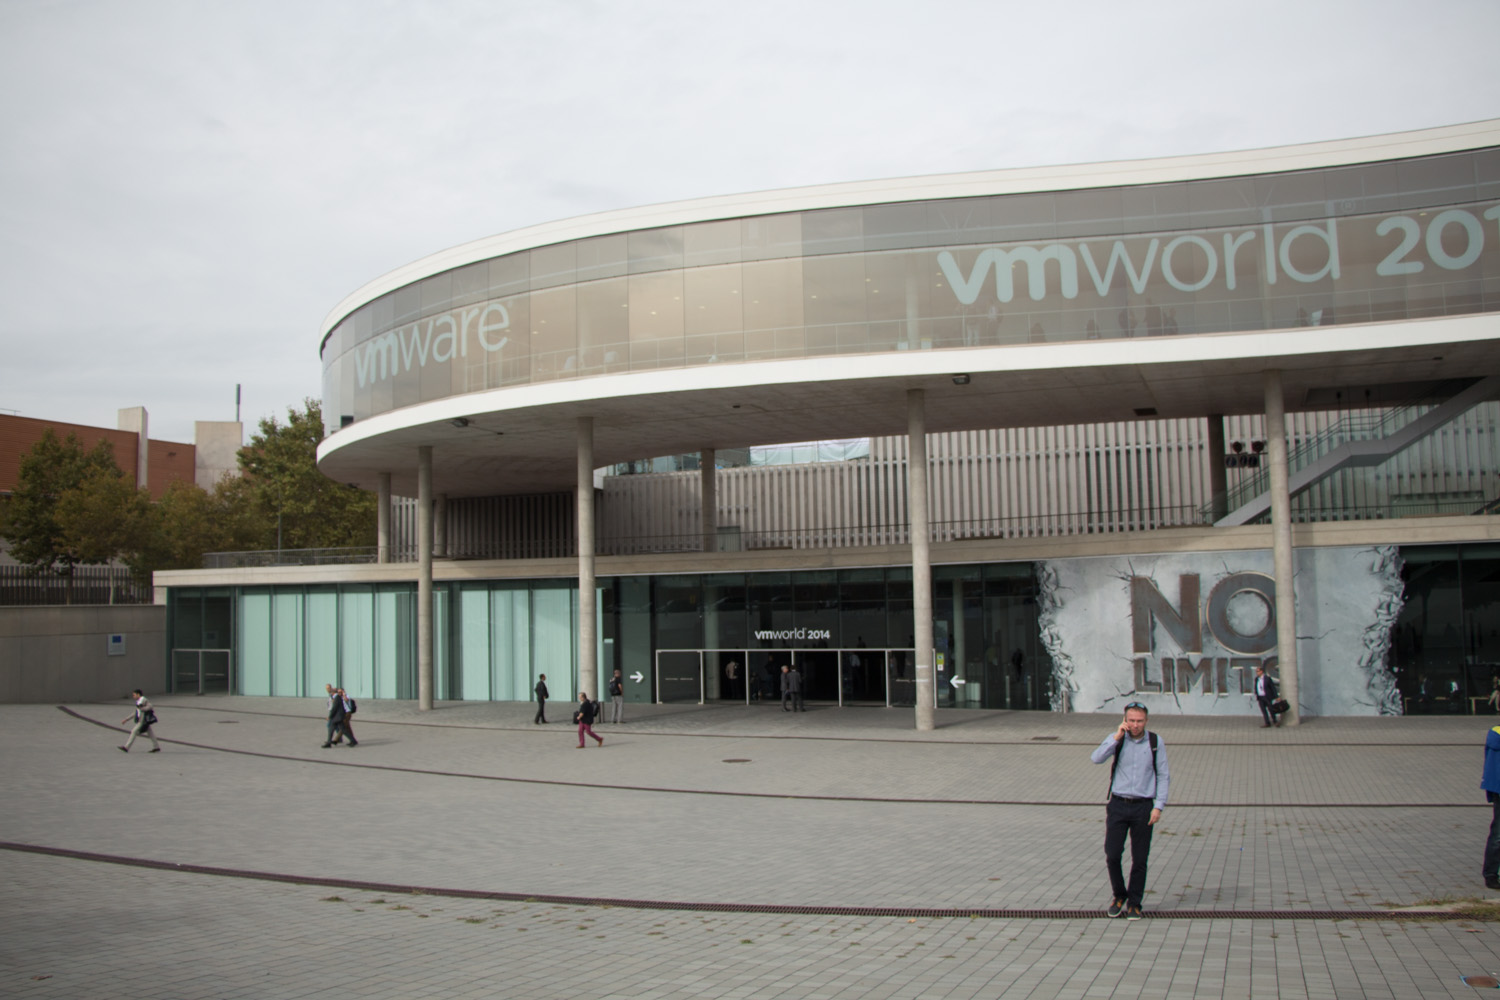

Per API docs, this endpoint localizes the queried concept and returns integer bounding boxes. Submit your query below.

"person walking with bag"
[337,687,359,747]
[119,689,160,753]
[534,674,549,724]
[1254,665,1282,728]
[574,691,604,749]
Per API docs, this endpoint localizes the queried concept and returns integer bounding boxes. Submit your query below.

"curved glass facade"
[323,149,1500,426]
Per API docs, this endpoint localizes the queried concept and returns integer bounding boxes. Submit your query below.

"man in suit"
[534,674,549,724]
[1254,665,1281,728]
[322,685,347,748]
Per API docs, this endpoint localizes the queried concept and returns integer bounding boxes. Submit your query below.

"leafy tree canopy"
[0,430,135,575]
[237,398,376,550]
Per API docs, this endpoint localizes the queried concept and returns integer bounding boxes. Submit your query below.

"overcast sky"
[2,0,1496,444]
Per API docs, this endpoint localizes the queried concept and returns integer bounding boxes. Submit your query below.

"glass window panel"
[419,271,453,318]
[339,586,375,700]
[802,255,865,354]
[925,198,998,246]
[862,202,932,251]
[173,593,203,649]
[1053,187,1126,239]
[1321,162,1403,216]
[575,234,628,281]
[628,227,684,273]
[272,591,303,696]
[577,277,630,374]
[703,574,747,649]
[683,220,743,266]
[238,591,271,696]
[532,583,576,702]
[1184,177,1259,231]
[459,587,492,701]
[530,242,577,290]
[801,207,864,255]
[370,293,395,335]
[450,261,490,307]
[1476,150,1500,201]
[684,263,744,364]
[488,252,531,297]
[529,285,578,378]
[1398,151,1479,205]
[742,213,803,261]
[989,192,1058,242]
[306,589,339,692]
[628,270,685,369]
[392,283,421,325]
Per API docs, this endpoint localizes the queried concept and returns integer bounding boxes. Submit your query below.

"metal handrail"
[1201,379,1474,521]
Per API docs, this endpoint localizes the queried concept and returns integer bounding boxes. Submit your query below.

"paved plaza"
[3,696,1500,999]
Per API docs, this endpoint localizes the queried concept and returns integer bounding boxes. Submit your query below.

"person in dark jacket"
[1254,665,1281,728]
[574,692,604,748]
[322,687,347,748]
[534,674,549,724]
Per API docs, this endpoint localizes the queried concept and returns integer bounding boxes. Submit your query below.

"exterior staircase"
[1212,374,1500,526]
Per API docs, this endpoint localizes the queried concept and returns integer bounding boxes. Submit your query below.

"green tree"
[237,398,376,550]
[0,430,150,599]
[133,477,266,573]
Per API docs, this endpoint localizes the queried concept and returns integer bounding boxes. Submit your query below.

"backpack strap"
[1107,731,1158,801]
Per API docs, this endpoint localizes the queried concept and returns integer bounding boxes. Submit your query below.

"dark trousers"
[1485,795,1500,879]
[535,700,546,723]
[1257,696,1279,726]
[1104,797,1155,907]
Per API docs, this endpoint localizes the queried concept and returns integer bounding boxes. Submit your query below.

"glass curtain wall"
[1392,543,1500,714]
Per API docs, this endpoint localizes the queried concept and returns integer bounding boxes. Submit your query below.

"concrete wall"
[0,605,167,703]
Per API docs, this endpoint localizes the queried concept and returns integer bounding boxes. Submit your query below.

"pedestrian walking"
[337,687,359,746]
[322,688,348,748]
[574,692,604,748]
[118,689,160,753]
[1090,702,1169,920]
[1254,665,1282,728]
[534,674,549,724]
[789,663,805,711]
[781,664,793,711]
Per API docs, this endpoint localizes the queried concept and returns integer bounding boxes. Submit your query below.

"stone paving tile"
[4,699,1500,999]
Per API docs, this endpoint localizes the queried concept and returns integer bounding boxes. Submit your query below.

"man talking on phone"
[1090,701,1170,920]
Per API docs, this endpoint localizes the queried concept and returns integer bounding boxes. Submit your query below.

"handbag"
[1271,698,1289,715]
[142,709,158,727]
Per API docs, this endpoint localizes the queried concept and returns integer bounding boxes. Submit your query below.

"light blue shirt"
[1091,731,1170,811]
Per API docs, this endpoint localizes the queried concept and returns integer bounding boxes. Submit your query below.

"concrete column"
[908,389,935,731]
[701,448,717,552]
[417,447,433,712]
[117,406,149,490]
[577,418,598,700]
[434,493,448,558]
[1264,371,1299,724]
[377,473,391,564]
[1206,414,1228,522]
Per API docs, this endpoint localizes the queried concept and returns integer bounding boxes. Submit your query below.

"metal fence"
[203,547,379,569]
[0,565,153,606]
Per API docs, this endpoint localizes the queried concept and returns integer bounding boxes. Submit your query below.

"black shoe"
[118,745,128,753]
[1485,877,1500,890]
[321,743,332,748]
[148,747,161,753]
[1126,904,1143,921]
[1106,898,1125,918]
[347,741,358,747]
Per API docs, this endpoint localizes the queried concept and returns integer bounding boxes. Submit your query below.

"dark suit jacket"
[1256,674,1279,702]
[535,681,549,702]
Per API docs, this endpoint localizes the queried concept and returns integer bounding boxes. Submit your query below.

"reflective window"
[322,149,1500,426]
